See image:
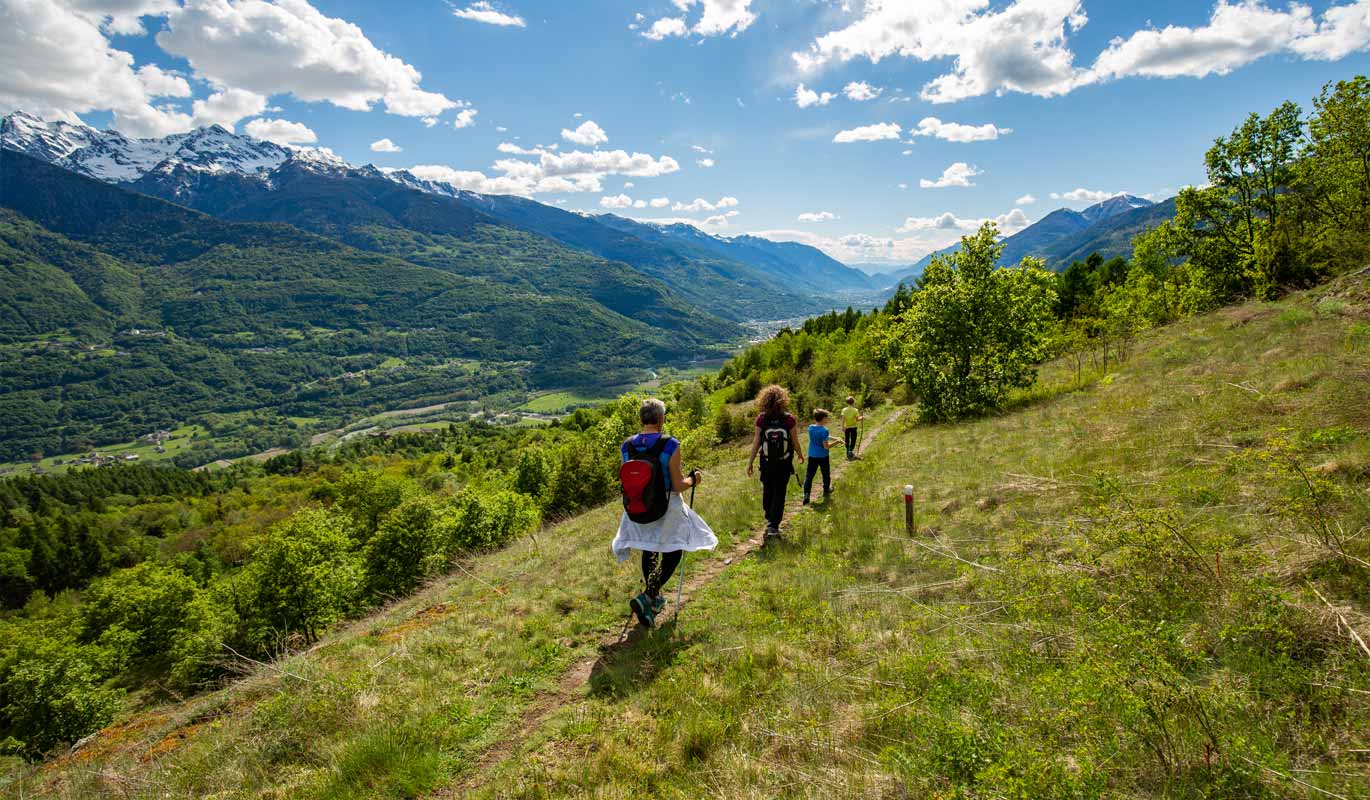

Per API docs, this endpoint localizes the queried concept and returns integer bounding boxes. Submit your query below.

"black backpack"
[759,416,793,468]
[619,436,671,524]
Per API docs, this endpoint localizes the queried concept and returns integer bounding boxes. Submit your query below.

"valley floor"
[12,276,1370,799]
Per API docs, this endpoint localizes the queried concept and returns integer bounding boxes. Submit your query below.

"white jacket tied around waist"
[611,494,718,562]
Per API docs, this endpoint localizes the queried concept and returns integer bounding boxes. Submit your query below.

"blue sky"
[4,0,1369,267]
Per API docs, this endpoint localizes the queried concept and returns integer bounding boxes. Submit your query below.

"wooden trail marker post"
[904,485,915,536]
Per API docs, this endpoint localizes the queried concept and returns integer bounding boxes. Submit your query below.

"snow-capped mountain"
[0,111,104,162]
[0,111,332,184]
[1079,194,1154,225]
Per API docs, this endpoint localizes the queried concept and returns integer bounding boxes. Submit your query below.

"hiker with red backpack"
[612,398,717,627]
[746,384,804,539]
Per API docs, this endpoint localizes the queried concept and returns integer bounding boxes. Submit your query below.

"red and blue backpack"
[619,436,670,524]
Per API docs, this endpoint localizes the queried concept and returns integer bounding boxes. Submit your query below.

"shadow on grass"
[587,614,705,700]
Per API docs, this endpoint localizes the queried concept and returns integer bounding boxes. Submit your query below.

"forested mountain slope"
[0,152,733,463]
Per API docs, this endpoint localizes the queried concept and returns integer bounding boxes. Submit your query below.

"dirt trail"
[439,409,906,797]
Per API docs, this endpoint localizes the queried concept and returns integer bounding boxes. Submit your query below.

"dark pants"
[804,457,831,501]
[760,462,792,528]
[641,550,682,597]
[844,427,858,457]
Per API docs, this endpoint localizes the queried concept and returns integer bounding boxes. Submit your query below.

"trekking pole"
[676,470,698,623]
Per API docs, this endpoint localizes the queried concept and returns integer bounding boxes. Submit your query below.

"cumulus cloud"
[650,197,671,208]
[1016,193,1037,205]
[453,108,479,128]
[749,229,934,265]
[911,116,1012,142]
[562,119,608,146]
[920,162,980,189]
[1051,187,1121,203]
[843,81,883,101]
[370,137,402,152]
[833,122,901,143]
[798,211,838,222]
[451,1,525,27]
[673,196,739,213]
[897,208,1030,235]
[135,64,191,98]
[157,0,457,118]
[793,0,1090,103]
[642,0,756,40]
[691,144,714,154]
[67,0,178,36]
[697,157,715,168]
[189,88,268,129]
[409,147,681,197]
[244,117,317,145]
[794,83,834,108]
[600,193,634,209]
[792,0,1370,104]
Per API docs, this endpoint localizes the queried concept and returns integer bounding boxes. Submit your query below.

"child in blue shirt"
[804,409,834,504]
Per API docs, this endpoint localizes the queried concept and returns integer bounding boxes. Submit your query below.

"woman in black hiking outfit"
[746,385,804,538]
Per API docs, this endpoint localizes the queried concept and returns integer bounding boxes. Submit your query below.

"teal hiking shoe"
[651,595,667,615]
[629,592,656,627]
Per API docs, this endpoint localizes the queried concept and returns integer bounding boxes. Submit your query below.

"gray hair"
[639,398,666,425]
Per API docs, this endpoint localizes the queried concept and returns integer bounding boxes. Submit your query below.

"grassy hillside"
[10,275,1368,797]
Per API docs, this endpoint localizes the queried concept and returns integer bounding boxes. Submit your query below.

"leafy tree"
[883,223,1058,422]
[242,508,362,649]
[364,497,445,597]
[79,562,200,664]
[0,626,120,758]
[1299,76,1370,263]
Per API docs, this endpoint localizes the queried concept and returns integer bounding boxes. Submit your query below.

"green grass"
[516,389,622,414]
[13,279,1370,798]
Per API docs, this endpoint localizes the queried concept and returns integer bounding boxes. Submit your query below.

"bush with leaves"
[242,508,362,650]
[882,223,1058,422]
[364,497,446,598]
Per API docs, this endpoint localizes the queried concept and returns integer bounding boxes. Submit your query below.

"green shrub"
[243,508,362,650]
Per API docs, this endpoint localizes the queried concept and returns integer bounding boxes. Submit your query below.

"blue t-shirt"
[807,424,830,458]
[621,433,680,492]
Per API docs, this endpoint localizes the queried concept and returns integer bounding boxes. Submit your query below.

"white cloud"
[911,116,1012,142]
[451,1,525,27]
[793,0,1090,103]
[673,196,739,213]
[896,208,1030,235]
[642,16,688,39]
[600,193,634,209]
[421,116,439,127]
[156,0,456,118]
[190,88,268,129]
[697,157,715,168]
[642,0,756,39]
[453,108,479,128]
[495,125,508,132]
[497,142,544,155]
[562,119,608,146]
[691,144,714,154]
[409,147,681,197]
[793,0,1370,104]
[843,81,882,101]
[650,197,670,208]
[1016,193,1037,205]
[66,0,179,36]
[1091,1,1370,83]
[794,83,835,108]
[245,117,317,145]
[370,137,402,152]
[1051,188,1120,203]
[135,64,190,98]
[797,211,838,222]
[833,122,901,143]
[920,162,980,189]
[750,229,933,265]
[623,181,635,188]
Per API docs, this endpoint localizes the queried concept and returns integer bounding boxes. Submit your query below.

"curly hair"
[756,384,790,418]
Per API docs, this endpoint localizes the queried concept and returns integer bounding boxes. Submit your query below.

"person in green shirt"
[840,396,864,460]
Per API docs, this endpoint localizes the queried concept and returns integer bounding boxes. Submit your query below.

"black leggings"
[804,456,831,500]
[641,550,682,597]
[844,427,858,455]
[761,465,791,528]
